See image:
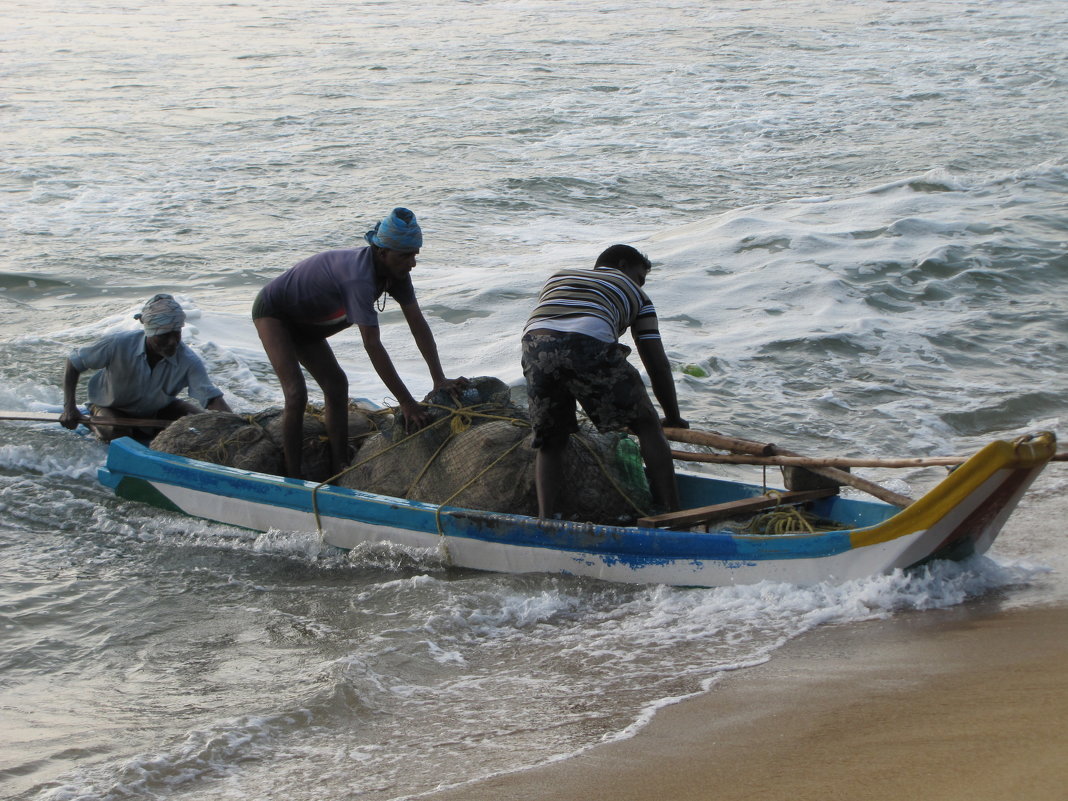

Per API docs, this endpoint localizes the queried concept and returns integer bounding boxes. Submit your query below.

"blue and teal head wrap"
[364,207,423,252]
[134,293,186,337]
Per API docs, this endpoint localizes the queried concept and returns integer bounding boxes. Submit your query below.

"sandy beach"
[422,601,1068,801]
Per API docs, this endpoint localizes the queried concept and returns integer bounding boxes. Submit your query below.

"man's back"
[524,265,659,343]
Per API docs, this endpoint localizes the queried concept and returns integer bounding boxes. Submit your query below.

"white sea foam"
[0,443,103,480]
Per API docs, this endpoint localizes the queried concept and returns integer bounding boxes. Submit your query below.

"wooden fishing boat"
[97,429,1057,588]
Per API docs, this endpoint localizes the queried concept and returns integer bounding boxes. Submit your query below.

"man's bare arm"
[635,337,688,428]
[60,359,85,429]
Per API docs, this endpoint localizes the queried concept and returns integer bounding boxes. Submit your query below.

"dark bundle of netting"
[150,404,377,483]
[150,411,285,474]
[337,376,653,524]
[555,424,652,524]
[337,376,526,501]
[149,376,652,523]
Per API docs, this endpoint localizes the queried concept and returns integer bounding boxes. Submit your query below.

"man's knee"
[534,430,570,452]
[629,401,662,437]
[319,373,349,403]
[157,399,200,420]
[282,384,309,410]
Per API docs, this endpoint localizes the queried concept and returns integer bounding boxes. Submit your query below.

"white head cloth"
[134,294,186,336]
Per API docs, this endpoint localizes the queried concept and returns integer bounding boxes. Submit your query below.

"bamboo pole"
[672,449,1067,466]
[664,429,1067,467]
[672,450,957,468]
[0,411,171,428]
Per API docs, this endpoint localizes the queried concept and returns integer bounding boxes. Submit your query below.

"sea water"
[1,0,1066,798]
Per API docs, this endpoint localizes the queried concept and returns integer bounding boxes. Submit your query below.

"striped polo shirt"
[523,265,661,343]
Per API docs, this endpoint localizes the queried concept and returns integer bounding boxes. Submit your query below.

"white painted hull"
[99,432,1056,588]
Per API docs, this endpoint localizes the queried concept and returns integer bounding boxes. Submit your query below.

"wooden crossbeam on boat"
[637,488,839,530]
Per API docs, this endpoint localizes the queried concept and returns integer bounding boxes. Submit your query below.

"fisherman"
[521,244,689,518]
[60,294,233,442]
[253,207,467,479]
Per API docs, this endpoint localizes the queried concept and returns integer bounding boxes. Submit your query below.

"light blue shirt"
[69,330,223,417]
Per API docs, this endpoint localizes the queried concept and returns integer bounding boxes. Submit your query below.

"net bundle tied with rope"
[151,375,653,524]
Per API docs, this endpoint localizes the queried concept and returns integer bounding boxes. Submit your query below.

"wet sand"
[422,602,1068,801]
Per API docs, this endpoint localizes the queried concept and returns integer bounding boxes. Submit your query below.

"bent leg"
[156,399,202,420]
[128,399,204,442]
[295,338,350,476]
[534,435,568,519]
[255,316,309,478]
[631,408,680,512]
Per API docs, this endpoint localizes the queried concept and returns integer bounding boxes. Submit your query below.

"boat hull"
[98,431,1056,588]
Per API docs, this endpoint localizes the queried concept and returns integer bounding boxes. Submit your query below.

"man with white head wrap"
[60,294,232,442]
[253,207,467,479]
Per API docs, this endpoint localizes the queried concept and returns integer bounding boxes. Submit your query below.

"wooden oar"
[664,427,915,508]
[0,411,172,428]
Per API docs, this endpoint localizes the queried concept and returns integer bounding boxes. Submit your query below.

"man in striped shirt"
[521,244,688,518]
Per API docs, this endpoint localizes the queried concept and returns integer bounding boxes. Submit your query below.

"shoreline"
[420,601,1068,801]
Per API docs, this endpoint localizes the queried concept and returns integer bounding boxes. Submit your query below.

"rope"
[742,490,821,536]
[308,401,533,554]
[307,400,655,556]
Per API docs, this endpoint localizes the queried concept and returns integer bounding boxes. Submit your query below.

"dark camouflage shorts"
[521,330,656,448]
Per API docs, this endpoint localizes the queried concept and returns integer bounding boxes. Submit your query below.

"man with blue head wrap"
[253,208,468,479]
[60,294,232,442]
[364,206,423,251]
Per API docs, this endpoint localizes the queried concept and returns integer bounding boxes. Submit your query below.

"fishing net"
[337,376,653,523]
[430,418,538,513]
[150,405,377,482]
[150,376,653,523]
[337,376,524,501]
[560,426,652,524]
[150,411,284,475]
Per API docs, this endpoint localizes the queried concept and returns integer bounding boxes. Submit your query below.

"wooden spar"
[674,450,960,468]
[664,427,915,508]
[0,411,171,428]
[663,428,778,457]
[664,429,1067,466]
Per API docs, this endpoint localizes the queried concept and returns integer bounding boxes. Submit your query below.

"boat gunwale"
[100,439,897,563]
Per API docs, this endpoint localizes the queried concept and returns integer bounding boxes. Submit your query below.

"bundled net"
[151,376,653,524]
[150,404,376,484]
[338,376,653,524]
[337,376,528,502]
[150,411,285,475]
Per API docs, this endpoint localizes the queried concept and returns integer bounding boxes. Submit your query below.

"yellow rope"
[404,430,456,498]
[306,401,653,555]
[742,491,819,536]
[308,401,532,550]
